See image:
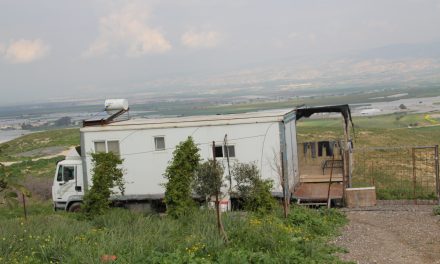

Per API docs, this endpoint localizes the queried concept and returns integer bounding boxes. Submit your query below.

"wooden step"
[300,173,343,183]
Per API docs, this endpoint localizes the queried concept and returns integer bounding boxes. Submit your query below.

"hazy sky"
[1,0,439,105]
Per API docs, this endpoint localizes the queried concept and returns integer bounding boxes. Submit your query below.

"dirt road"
[1,148,71,166]
[334,205,440,264]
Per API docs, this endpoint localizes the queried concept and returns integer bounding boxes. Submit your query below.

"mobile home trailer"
[52,101,353,211]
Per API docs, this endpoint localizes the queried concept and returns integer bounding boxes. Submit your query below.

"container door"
[54,165,77,200]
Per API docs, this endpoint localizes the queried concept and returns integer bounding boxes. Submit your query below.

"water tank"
[104,99,129,111]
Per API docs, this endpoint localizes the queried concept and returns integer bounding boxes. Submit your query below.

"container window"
[107,141,120,155]
[225,145,235,158]
[214,146,223,157]
[94,141,106,153]
[155,137,165,151]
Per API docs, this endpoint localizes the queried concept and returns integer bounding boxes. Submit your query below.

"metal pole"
[224,134,232,193]
[435,145,439,205]
[212,141,228,243]
[327,154,335,208]
[341,142,346,205]
[342,117,352,190]
[212,141,220,232]
[412,147,417,204]
[281,152,288,218]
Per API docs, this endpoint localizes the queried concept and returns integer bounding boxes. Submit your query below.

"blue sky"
[1,0,440,104]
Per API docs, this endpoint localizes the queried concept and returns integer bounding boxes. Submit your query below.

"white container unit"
[52,107,299,212]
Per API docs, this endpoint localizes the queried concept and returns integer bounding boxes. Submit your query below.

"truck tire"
[68,202,82,212]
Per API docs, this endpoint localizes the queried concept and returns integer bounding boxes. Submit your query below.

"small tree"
[193,160,224,204]
[268,149,289,218]
[82,152,124,218]
[193,159,228,241]
[164,137,200,218]
[232,162,276,213]
[0,164,31,218]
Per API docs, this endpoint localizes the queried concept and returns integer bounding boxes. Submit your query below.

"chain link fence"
[352,145,439,200]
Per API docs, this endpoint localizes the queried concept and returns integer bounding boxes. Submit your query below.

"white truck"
[52,99,353,211]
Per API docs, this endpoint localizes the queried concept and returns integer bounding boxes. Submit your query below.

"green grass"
[0,202,53,221]
[0,129,79,162]
[352,170,437,200]
[4,157,63,179]
[0,205,348,264]
[297,112,440,147]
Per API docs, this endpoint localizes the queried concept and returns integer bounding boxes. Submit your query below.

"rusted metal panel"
[345,187,376,208]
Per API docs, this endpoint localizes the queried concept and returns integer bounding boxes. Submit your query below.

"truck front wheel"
[68,202,82,212]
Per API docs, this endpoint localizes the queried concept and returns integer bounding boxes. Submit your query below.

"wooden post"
[342,117,350,204]
[22,192,27,220]
[212,141,228,243]
[327,154,335,208]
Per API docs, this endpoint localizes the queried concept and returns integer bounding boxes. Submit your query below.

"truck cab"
[52,147,84,211]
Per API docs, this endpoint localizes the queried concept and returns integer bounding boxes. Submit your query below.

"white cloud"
[181,30,221,49]
[2,39,49,63]
[84,3,171,57]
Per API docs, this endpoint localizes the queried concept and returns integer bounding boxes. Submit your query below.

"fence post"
[22,192,27,220]
[412,147,417,204]
[435,145,439,205]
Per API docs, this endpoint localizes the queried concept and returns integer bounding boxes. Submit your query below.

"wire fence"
[352,145,439,200]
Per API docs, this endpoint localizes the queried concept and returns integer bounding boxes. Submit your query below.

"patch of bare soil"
[23,175,52,200]
[3,148,71,166]
[334,205,440,264]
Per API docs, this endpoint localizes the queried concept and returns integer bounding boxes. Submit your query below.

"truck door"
[54,165,79,200]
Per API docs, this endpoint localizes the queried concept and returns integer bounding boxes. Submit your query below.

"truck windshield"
[57,166,75,182]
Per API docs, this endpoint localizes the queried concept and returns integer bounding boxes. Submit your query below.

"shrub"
[164,137,200,218]
[232,162,276,213]
[433,205,440,216]
[82,152,124,218]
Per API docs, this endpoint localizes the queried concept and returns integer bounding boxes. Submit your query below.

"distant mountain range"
[3,41,440,109]
[125,41,440,99]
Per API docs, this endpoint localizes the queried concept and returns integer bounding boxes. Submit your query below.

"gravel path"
[334,205,440,264]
